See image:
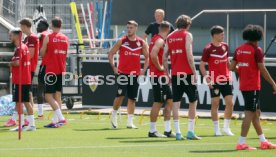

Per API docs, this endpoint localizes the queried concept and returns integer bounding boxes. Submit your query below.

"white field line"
[0,142,235,151]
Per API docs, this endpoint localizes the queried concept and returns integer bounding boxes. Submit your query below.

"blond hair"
[155,9,165,17]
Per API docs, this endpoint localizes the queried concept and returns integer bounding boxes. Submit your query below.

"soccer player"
[143,9,174,42]
[200,26,234,136]
[148,21,175,138]
[37,19,50,119]
[41,17,68,128]
[20,18,39,116]
[9,28,36,131]
[163,15,201,140]
[231,24,276,150]
[108,20,149,129]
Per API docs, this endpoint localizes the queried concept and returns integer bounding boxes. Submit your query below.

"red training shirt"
[23,33,39,72]
[233,43,264,91]
[39,31,50,66]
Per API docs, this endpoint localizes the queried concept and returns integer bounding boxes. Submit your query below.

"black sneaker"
[164,130,176,137]
[148,131,166,138]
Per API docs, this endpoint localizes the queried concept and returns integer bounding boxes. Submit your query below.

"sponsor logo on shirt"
[214,59,228,64]
[54,49,67,54]
[124,51,140,57]
[53,38,67,43]
[169,38,183,43]
[237,62,249,67]
[237,50,251,55]
[171,49,183,54]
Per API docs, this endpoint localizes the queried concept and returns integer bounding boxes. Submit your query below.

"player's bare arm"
[186,32,197,82]
[10,60,20,67]
[40,35,49,57]
[230,60,238,72]
[29,47,35,59]
[258,63,276,94]
[141,40,149,75]
[199,61,213,88]
[150,38,164,71]
[162,43,170,75]
[108,39,122,74]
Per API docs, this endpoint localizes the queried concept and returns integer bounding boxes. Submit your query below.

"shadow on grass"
[190,150,237,153]
[119,140,169,143]
[106,137,148,140]
[73,128,126,131]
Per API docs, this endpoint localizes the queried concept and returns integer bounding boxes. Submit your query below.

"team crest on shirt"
[118,89,122,95]
[222,45,226,52]
[88,75,99,92]
[214,89,220,95]
[136,41,141,47]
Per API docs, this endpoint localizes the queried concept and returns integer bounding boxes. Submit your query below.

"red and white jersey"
[149,34,165,77]
[39,31,50,66]
[233,43,264,91]
[11,44,31,84]
[45,32,69,74]
[23,33,39,72]
[167,30,193,76]
[201,42,231,83]
[118,36,143,75]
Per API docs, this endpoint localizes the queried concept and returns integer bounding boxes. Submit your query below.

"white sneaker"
[111,115,118,129]
[22,126,36,131]
[10,126,23,132]
[223,128,234,136]
[215,130,222,136]
[126,123,138,129]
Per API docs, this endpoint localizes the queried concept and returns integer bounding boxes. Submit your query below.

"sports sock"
[164,120,171,132]
[128,114,134,124]
[11,111,18,121]
[52,112,59,123]
[238,136,246,144]
[259,134,267,142]
[38,104,44,116]
[27,115,35,126]
[188,119,195,133]
[224,119,231,129]
[174,120,181,134]
[54,109,65,121]
[213,121,220,133]
[150,122,157,133]
[112,110,118,117]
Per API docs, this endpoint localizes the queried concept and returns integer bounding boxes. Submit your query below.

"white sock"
[188,119,195,133]
[224,119,231,129]
[27,115,35,127]
[12,111,18,121]
[128,114,134,124]
[174,120,181,134]
[54,109,65,121]
[238,136,246,144]
[213,121,220,133]
[52,112,59,123]
[112,110,118,117]
[150,122,157,133]
[259,134,267,142]
[38,104,44,116]
[164,120,171,132]
[20,114,24,127]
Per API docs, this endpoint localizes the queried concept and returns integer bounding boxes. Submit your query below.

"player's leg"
[10,84,24,131]
[221,83,234,136]
[37,81,45,119]
[185,76,201,140]
[171,75,185,140]
[111,74,127,128]
[126,75,139,129]
[236,91,257,150]
[54,91,66,126]
[211,96,221,136]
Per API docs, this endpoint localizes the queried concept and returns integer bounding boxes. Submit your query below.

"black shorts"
[210,82,233,98]
[242,90,260,112]
[151,76,172,103]
[172,74,198,103]
[12,84,30,102]
[116,74,139,101]
[45,74,63,93]
[38,65,46,85]
[31,72,35,82]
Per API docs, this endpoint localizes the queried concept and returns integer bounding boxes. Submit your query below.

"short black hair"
[175,15,192,29]
[127,20,138,27]
[242,24,263,42]
[10,28,22,35]
[37,20,49,33]
[51,16,62,28]
[210,25,224,36]
[19,18,32,28]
